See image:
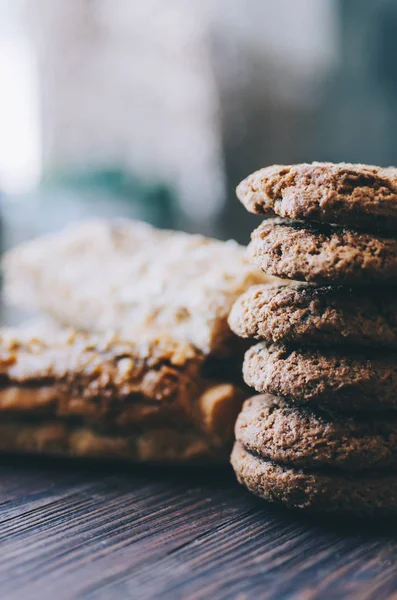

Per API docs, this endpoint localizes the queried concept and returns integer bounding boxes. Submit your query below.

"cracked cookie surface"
[237,162,397,232]
[235,395,397,471]
[228,283,397,348]
[247,219,397,284]
[231,442,397,516]
[243,342,397,410]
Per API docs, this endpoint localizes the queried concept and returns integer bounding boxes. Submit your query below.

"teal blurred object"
[4,168,178,249]
[41,167,178,229]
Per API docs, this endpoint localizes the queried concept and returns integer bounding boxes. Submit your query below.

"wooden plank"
[0,458,396,599]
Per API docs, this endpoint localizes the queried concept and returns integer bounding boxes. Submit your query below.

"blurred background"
[0,0,396,249]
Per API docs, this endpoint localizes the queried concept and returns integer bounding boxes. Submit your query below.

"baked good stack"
[228,162,397,516]
[2,219,272,465]
[0,328,246,464]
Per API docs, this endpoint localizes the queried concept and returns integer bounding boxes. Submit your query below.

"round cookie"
[231,442,397,516]
[228,283,397,348]
[243,342,397,411]
[237,162,397,232]
[247,218,397,284]
[235,395,397,471]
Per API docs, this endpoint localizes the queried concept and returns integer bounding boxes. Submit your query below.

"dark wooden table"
[0,457,396,600]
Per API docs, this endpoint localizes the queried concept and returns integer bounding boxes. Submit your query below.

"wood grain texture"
[0,458,396,600]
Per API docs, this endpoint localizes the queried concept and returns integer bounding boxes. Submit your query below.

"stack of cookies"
[0,328,248,464]
[229,162,397,516]
[1,219,272,465]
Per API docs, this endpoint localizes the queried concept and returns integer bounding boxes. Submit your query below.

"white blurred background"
[0,0,395,246]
